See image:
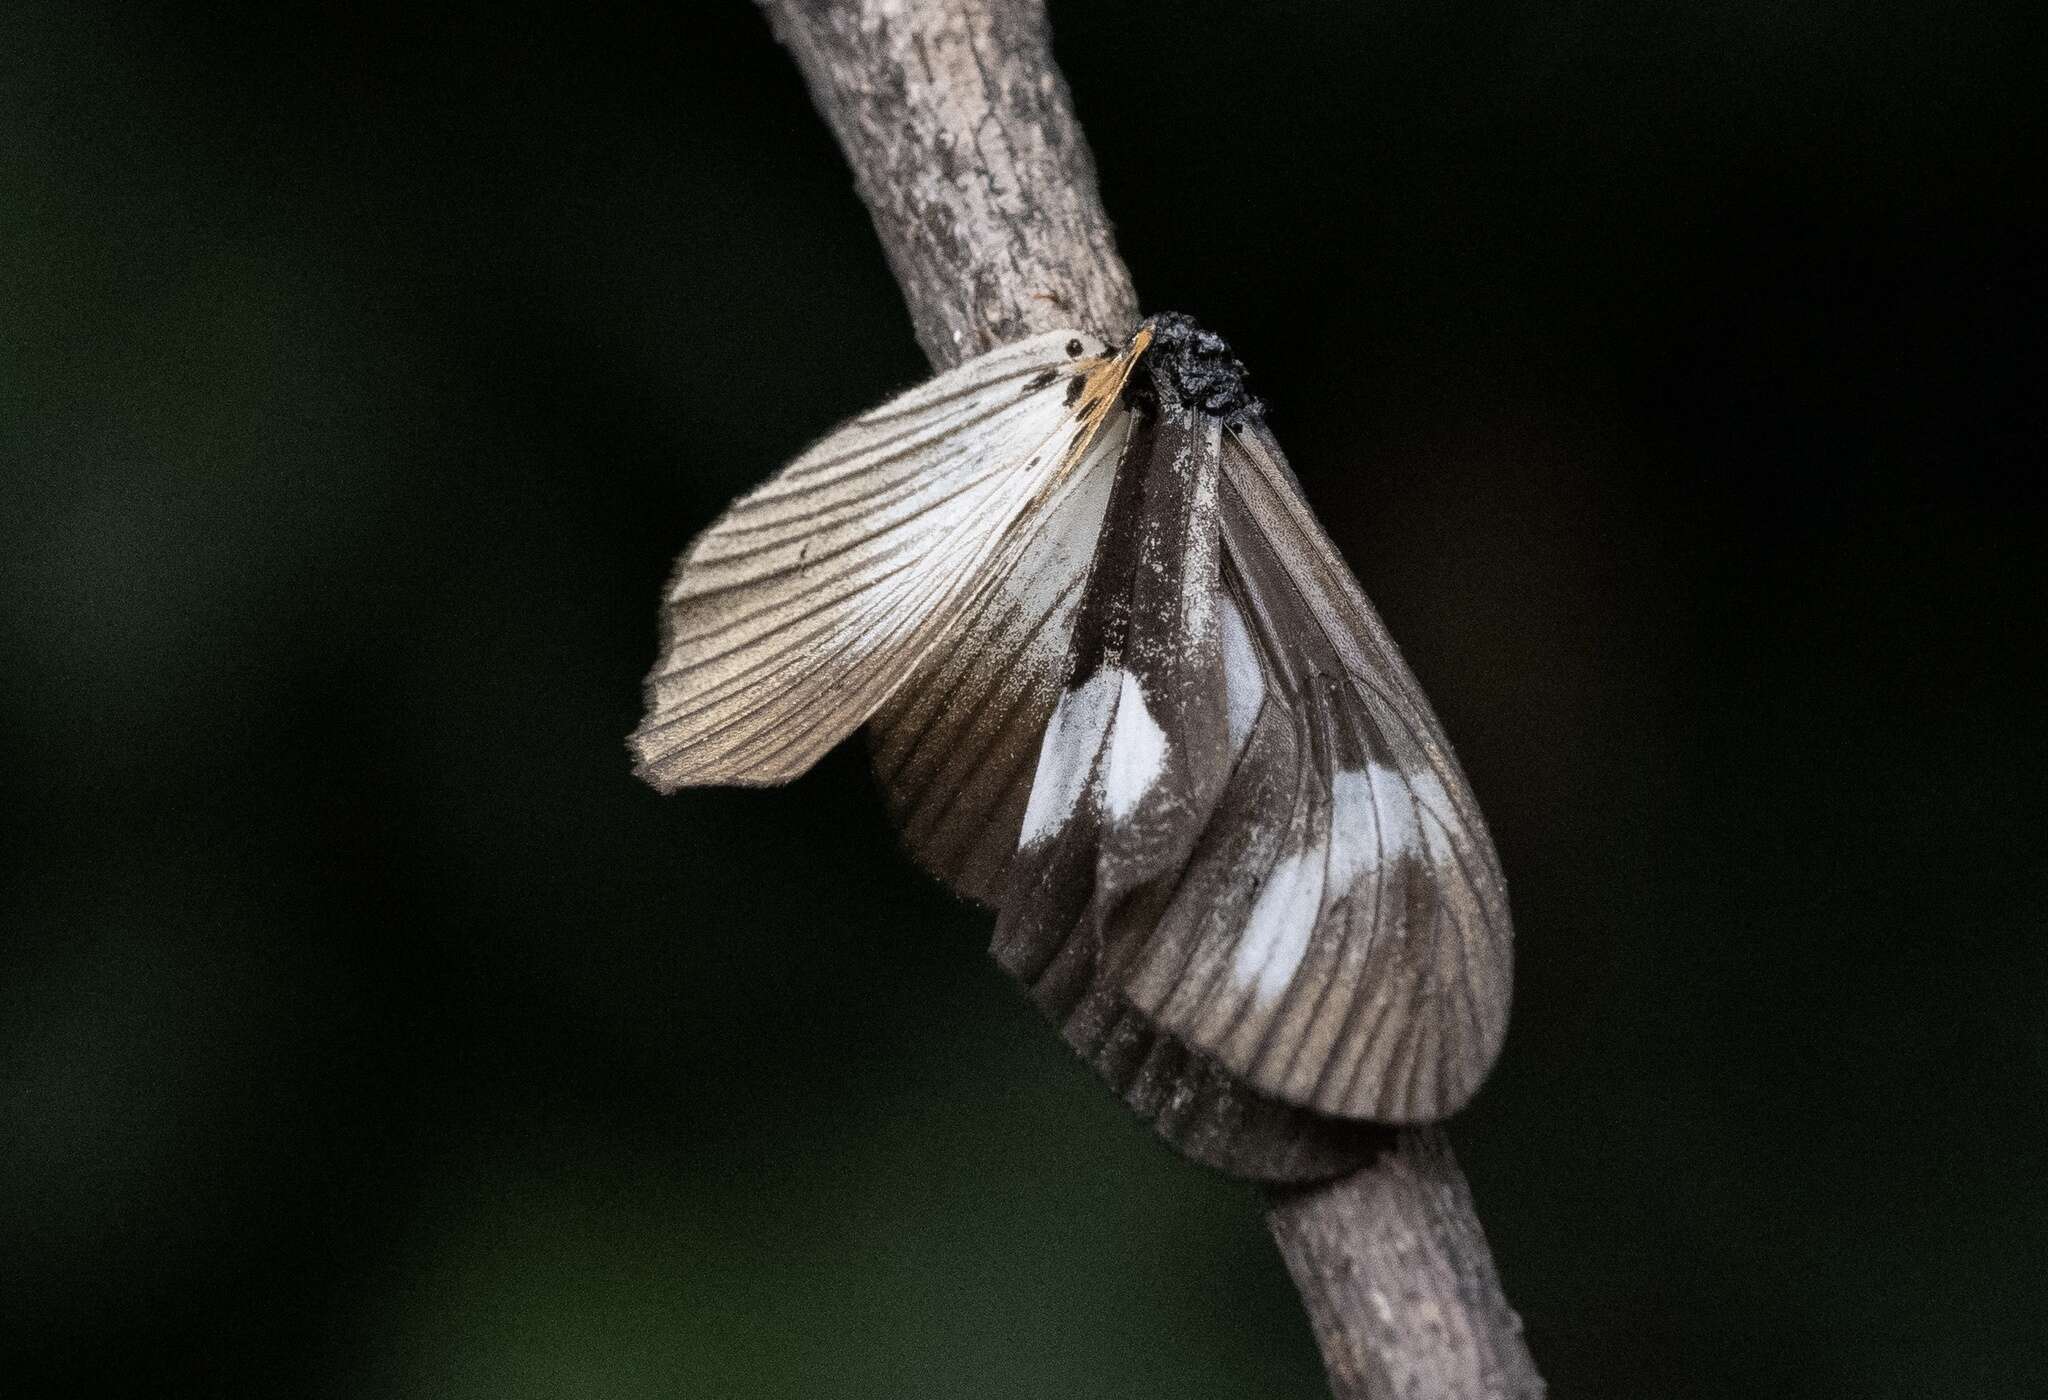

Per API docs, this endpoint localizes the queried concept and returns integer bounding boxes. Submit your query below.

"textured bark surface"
[754,2,1542,1395]
[1271,1131,1545,1400]
[757,0,1139,368]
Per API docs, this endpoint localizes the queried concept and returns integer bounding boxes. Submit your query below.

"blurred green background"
[4,2,2043,1395]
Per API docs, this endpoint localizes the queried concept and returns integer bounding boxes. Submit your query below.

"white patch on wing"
[1366,760,1421,855]
[1406,767,1460,857]
[989,424,1120,626]
[1360,759,1461,860]
[1018,669,1117,848]
[1100,670,1167,821]
[1226,770,1428,1010]
[1327,769,1382,890]
[1218,594,1265,754]
[1231,840,1329,1003]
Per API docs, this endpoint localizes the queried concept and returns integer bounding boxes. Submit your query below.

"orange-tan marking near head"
[1057,323,1155,473]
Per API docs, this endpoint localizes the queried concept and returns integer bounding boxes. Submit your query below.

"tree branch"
[1270,1131,1543,1399]
[752,2,1542,1396]
[758,0,1137,370]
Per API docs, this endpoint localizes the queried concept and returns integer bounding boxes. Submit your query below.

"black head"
[1126,312,1264,427]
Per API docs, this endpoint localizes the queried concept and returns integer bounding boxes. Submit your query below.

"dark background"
[5,1,2043,1395]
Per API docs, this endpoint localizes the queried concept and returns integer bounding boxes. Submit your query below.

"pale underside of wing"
[631,329,1117,791]
[865,419,1124,904]
[864,337,1158,903]
[1118,424,1514,1123]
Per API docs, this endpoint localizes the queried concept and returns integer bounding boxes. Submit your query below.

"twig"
[759,0,1136,368]
[751,2,1543,1396]
[1270,1131,1542,1399]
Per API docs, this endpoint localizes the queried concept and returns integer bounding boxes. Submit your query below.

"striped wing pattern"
[864,417,1126,905]
[632,331,1113,790]
[992,403,1231,1000]
[995,416,1512,1123]
[1118,425,1512,1122]
[635,325,1512,1132]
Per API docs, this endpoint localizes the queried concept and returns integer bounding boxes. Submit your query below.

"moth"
[632,315,1511,1127]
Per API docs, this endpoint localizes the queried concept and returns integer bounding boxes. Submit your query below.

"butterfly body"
[1120,311,1263,425]
[634,316,1512,1174]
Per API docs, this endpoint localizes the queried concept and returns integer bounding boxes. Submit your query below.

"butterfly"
[631,314,1511,1139]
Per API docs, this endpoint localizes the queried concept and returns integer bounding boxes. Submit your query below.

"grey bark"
[756,0,1137,369]
[751,2,1543,1397]
[1271,1131,1545,1400]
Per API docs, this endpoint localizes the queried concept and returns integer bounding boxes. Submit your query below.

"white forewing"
[632,330,1111,790]
[865,411,1130,901]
